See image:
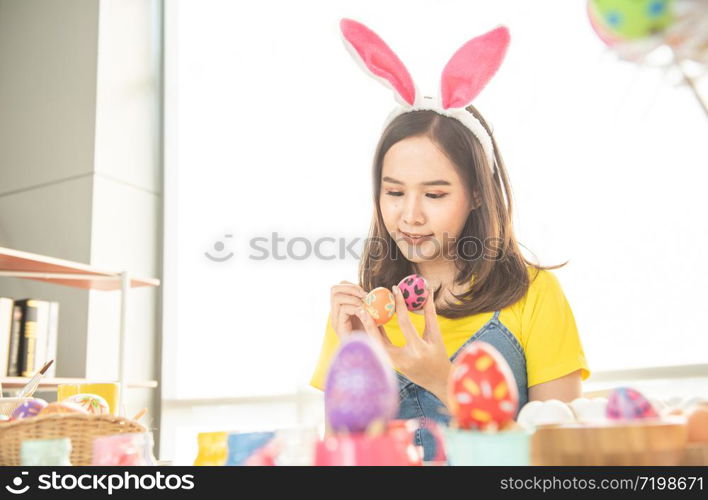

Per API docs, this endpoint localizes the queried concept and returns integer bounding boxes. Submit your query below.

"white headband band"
[382,96,496,170]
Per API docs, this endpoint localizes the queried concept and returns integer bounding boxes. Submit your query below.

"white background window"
[162,0,708,463]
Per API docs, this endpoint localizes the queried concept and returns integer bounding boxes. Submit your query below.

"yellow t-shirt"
[310,268,590,390]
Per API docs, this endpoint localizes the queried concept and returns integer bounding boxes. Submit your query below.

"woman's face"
[380,135,473,264]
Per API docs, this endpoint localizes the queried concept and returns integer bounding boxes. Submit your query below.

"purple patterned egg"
[324,333,398,433]
[11,398,48,419]
[397,274,429,311]
[606,387,658,420]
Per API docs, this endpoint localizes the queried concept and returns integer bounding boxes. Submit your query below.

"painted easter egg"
[397,274,429,311]
[606,387,659,420]
[447,341,518,431]
[10,398,48,420]
[0,415,9,423]
[363,287,395,326]
[325,333,398,433]
[65,393,110,416]
[39,401,88,416]
[588,0,674,41]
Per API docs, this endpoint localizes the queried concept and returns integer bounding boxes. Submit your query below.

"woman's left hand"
[356,285,452,407]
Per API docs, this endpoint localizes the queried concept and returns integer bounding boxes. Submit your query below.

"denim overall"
[395,310,528,461]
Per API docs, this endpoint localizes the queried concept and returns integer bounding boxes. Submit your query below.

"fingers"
[331,281,367,300]
[332,304,357,339]
[330,281,368,336]
[355,307,393,346]
[356,308,402,366]
[332,294,366,311]
[392,285,419,345]
[330,282,367,311]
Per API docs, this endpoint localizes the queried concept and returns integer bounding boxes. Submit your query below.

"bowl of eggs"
[528,388,689,466]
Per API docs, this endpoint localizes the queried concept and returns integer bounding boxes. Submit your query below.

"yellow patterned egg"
[65,393,110,416]
[363,287,395,326]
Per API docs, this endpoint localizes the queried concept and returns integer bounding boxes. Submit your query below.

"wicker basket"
[0,413,146,466]
[0,397,32,419]
[531,417,688,466]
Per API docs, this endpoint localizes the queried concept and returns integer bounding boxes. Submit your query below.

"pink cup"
[314,419,445,466]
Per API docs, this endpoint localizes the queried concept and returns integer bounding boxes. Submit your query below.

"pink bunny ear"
[340,18,416,106]
[440,26,510,109]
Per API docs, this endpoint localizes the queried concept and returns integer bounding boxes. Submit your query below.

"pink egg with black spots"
[397,274,429,311]
[324,333,398,433]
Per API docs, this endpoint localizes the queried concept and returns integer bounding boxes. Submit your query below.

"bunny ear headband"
[340,18,510,172]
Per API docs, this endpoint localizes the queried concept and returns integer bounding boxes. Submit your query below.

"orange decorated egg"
[447,341,518,431]
[39,401,88,416]
[363,287,395,326]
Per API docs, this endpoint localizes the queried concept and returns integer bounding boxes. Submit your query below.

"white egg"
[516,400,544,430]
[570,397,608,422]
[533,399,576,426]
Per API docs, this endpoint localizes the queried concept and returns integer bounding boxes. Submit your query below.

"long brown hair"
[358,105,564,318]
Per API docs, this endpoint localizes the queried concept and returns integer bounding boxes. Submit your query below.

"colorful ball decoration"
[397,274,429,311]
[589,0,675,40]
[325,333,398,433]
[10,398,48,420]
[447,341,518,431]
[64,393,110,416]
[39,401,88,416]
[606,387,659,420]
[363,287,396,326]
[588,0,624,47]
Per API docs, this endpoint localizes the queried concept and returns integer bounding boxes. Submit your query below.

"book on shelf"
[2,298,60,377]
[45,301,59,378]
[6,302,23,376]
[18,299,39,377]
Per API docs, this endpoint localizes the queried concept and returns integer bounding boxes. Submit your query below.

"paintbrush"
[17,360,54,398]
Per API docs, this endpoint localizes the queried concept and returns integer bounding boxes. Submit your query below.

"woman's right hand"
[330,280,368,339]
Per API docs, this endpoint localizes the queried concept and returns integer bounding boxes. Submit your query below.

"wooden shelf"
[0,377,158,390]
[0,246,159,290]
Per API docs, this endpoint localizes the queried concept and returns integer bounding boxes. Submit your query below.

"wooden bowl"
[682,442,708,466]
[531,416,688,466]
